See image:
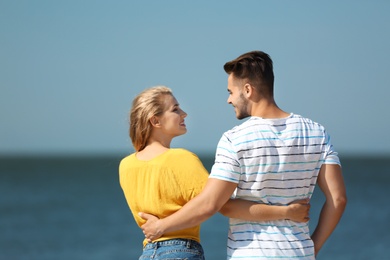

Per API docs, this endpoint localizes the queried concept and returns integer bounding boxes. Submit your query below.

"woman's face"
[157,94,188,138]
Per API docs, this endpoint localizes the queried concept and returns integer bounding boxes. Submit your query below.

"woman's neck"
[136,141,170,160]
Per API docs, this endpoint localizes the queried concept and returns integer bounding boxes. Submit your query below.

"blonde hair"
[129,86,173,151]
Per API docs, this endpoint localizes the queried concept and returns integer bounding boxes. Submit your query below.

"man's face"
[227,74,250,120]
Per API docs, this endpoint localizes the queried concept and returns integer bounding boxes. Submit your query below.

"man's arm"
[311,164,347,256]
[140,178,237,241]
[219,198,310,222]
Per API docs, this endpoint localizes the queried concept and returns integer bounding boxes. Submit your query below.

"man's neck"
[251,101,289,119]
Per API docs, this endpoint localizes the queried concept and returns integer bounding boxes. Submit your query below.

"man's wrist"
[157,219,166,236]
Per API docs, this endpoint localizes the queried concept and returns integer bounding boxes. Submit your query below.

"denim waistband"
[144,239,201,249]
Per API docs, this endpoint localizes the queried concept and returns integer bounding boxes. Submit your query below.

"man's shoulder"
[291,113,326,130]
[224,118,256,135]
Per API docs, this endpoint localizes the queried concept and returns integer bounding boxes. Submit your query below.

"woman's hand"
[286,199,310,222]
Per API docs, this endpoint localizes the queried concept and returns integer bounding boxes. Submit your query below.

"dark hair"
[224,50,275,97]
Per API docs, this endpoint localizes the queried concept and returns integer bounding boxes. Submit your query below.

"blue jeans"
[139,239,205,260]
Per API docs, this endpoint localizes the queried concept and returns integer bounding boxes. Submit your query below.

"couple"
[119,50,347,260]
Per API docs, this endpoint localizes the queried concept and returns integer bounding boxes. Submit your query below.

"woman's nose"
[181,109,187,118]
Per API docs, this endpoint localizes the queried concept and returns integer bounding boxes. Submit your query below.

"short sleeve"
[176,150,209,200]
[209,133,241,183]
[323,131,341,165]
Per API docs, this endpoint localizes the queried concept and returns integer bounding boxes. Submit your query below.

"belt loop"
[151,242,158,259]
[186,239,191,248]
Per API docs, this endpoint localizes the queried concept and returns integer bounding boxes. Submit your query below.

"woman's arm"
[219,198,310,222]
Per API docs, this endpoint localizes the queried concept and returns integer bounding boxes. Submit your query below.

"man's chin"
[236,114,250,120]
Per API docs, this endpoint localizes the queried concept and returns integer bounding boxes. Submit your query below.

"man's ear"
[243,83,253,98]
[150,116,161,127]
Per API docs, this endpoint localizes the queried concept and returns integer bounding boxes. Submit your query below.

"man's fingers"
[139,212,160,221]
[139,212,154,220]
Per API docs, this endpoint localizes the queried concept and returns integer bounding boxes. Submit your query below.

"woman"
[119,86,309,259]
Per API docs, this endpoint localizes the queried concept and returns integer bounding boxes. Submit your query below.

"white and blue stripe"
[210,113,340,259]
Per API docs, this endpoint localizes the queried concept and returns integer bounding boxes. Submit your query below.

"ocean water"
[1,154,389,260]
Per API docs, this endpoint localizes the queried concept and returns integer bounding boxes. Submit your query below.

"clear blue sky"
[1,1,389,156]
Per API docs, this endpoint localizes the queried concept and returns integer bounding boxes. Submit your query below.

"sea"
[1,154,389,260]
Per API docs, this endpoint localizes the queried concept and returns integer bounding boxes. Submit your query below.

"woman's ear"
[150,116,161,127]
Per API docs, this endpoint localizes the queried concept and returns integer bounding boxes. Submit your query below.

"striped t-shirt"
[210,114,340,260]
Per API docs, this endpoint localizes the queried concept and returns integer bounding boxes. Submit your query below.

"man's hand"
[139,212,163,242]
[286,199,310,222]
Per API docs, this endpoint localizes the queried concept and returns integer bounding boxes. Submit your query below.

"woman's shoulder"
[119,153,136,164]
[170,148,193,155]
[169,148,202,161]
[168,149,208,175]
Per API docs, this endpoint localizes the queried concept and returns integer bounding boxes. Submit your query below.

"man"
[140,50,347,259]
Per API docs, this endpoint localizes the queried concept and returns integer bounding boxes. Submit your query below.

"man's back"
[210,113,340,259]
